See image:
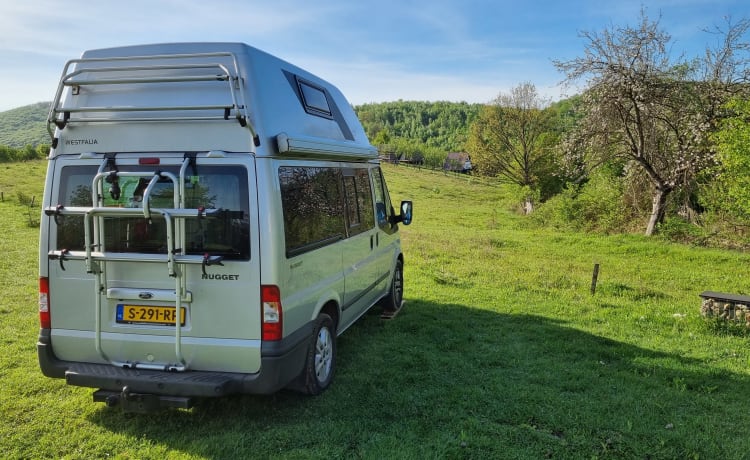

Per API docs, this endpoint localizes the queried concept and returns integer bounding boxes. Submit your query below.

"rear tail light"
[261,285,283,341]
[39,277,50,329]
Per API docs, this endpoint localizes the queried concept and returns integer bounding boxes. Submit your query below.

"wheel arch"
[393,252,404,282]
[319,300,340,333]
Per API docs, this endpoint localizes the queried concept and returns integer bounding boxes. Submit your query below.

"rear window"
[56,164,250,260]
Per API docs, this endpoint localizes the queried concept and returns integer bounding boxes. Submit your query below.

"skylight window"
[297,78,333,118]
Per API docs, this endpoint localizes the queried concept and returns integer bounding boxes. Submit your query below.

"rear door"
[45,153,261,373]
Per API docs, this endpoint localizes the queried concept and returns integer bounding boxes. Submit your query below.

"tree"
[466,82,557,214]
[555,11,750,235]
[713,98,750,220]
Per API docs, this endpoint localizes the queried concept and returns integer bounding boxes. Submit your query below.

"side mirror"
[399,200,413,226]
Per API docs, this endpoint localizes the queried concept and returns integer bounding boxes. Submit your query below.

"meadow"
[2,160,750,459]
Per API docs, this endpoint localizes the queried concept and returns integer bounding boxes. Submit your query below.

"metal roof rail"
[46,52,259,146]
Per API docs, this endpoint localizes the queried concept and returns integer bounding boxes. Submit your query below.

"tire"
[297,313,336,395]
[381,259,403,312]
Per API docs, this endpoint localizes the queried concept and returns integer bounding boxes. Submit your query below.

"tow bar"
[93,387,195,413]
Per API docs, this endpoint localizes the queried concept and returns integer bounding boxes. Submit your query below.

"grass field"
[2,160,750,459]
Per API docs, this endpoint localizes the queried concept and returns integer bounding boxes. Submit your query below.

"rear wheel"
[381,259,403,312]
[297,313,336,395]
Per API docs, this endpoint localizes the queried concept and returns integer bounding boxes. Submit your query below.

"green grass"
[2,161,750,458]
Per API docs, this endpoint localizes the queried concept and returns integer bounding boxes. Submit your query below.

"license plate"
[116,304,186,326]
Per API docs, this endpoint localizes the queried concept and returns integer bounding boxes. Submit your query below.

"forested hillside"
[355,101,482,153]
[0,102,49,147]
[0,100,482,167]
[2,100,480,153]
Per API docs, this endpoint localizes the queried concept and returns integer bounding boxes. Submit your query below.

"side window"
[279,166,345,257]
[342,168,374,236]
[343,175,361,228]
[372,167,394,230]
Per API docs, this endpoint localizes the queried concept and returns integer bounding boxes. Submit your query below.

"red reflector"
[138,157,160,165]
[261,285,283,341]
[39,277,50,329]
[263,322,283,341]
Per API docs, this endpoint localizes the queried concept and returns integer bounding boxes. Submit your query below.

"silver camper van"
[37,43,412,412]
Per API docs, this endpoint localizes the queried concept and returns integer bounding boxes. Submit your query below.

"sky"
[0,0,748,112]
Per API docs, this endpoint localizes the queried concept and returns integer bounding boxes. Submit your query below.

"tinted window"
[371,167,394,229]
[279,166,345,257]
[56,165,250,260]
[56,165,94,252]
[342,168,374,236]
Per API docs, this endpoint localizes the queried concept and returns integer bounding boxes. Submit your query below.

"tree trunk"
[523,197,534,215]
[645,186,670,236]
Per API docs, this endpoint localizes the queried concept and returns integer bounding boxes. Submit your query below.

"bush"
[0,145,13,162]
[0,144,47,163]
[422,148,447,170]
[16,191,35,207]
[532,170,631,233]
[656,217,707,244]
[530,186,582,230]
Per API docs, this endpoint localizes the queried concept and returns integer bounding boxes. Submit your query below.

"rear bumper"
[37,324,312,397]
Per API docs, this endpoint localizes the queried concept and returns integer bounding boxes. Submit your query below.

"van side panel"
[268,160,394,334]
[263,159,347,333]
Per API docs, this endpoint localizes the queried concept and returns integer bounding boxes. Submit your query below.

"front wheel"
[381,259,403,312]
[297,313,336,395]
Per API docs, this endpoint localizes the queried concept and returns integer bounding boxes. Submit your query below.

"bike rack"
[45,156,224,372]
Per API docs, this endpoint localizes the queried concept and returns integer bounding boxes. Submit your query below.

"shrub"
[532,170,631,233]
[16,191,34,207]
[656,217,707,244]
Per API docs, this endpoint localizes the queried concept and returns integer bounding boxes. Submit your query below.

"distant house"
[444,152,472,173]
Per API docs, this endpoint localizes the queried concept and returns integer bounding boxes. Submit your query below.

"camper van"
[37,43,412,412]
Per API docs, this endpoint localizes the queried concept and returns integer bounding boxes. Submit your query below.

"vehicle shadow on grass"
[89,299,749,459]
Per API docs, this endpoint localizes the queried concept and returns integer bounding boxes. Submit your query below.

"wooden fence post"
[591,263,600,295]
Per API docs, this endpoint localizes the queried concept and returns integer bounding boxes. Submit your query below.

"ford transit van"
[37,43,412,412]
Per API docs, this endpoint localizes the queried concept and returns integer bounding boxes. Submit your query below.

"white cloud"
[0,0,743,112]
[294,55,566,105]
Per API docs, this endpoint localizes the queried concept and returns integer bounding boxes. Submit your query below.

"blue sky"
[0,0,747,111]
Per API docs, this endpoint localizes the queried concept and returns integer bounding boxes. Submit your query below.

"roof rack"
[47,52,259,146]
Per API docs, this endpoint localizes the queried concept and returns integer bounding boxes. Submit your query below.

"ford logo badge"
[138,292,153,300]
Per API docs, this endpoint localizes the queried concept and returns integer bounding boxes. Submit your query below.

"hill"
[0,102,50,147]
[2,100,483,154]
[355,100,483,152]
